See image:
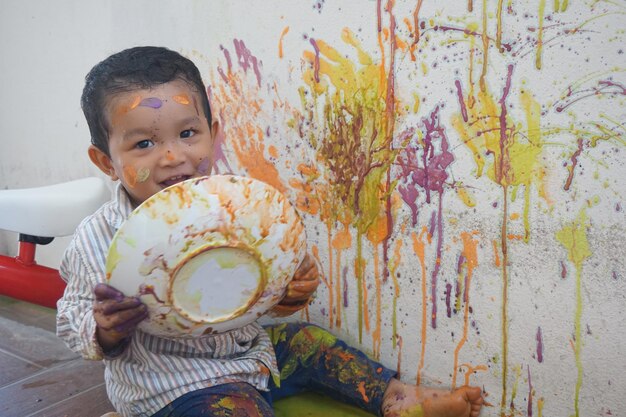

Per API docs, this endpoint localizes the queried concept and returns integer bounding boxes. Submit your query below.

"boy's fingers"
[293,266,318,282]
[113,309,149,333]
[96,304,147,331]
[97,297,143,315]
[288,279,319,292]
[294,254,315,275]
[94,283,125,302]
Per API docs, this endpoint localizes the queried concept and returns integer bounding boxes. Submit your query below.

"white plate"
[106,175,306,337]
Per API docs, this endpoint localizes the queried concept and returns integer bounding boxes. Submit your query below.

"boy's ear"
[210,119,219,141]
[88,145,119,181]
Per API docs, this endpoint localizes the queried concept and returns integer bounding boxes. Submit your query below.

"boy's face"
[89,80,218,206]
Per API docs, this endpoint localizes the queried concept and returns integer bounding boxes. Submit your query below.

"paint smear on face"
[111,95,142,126]
[123,165,138,188]
[197,157,211,175]
[172,94,191,105]
[139,97,163,109]
[136,167,150,183]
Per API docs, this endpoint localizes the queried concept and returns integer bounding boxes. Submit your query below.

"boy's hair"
[81,46,212,156]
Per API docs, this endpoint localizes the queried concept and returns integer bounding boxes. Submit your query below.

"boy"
[57,46,483,417]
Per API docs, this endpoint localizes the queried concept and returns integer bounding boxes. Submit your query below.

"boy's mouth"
[160,175,191,188]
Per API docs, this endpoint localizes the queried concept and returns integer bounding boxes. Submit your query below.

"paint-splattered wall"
[201,2,625,416]
[1,1,624,416]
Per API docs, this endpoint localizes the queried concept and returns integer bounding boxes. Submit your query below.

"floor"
[0,295,373,417]
[0,295,114,417]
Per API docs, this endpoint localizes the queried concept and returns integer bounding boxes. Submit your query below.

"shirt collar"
[109,183,135,230]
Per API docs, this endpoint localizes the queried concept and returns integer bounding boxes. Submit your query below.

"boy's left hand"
[284,253,320,304]
[271,253,319,316]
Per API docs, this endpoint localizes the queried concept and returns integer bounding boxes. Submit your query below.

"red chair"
[0,178,110,307]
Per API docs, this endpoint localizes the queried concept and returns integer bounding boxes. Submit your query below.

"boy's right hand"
[93,283,148,352]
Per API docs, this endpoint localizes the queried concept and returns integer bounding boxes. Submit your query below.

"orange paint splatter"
[123,165,138,188]
[357,381,370,403]
[172,94,190,105]
[460,363,489,387]
[129,95,141,110]
[372,243,382,359]
[412,227,429,385]
[210,52,287,194]
[452,231,479,389]
[312,243,333,328]
[492,240,501,267]
[278,26,290,58]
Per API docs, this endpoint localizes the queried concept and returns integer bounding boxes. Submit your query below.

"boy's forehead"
[108,81,199,107]
[106,81,201,122]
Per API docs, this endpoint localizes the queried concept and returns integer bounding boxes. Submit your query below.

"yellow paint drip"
[536,0,546,70]
[456,184,476,207]
[556,209,591,417]
[301,27,402,343]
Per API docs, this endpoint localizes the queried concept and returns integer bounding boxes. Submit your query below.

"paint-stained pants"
[152,322,396,417]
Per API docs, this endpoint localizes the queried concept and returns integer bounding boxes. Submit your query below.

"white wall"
[1,1,624,416]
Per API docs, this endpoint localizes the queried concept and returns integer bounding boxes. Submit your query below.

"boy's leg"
[265,322,396,416]
[151,382,274,417]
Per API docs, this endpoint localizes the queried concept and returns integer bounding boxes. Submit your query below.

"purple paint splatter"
[536,326,543,363]
[342,266,349,307]
[445,282,452,317]
[309,38,321,83]
[527,365,533,417]
[197,158,211,175]
[454,79,468,122]
[139,97,162,109]
[233,39,262,87]
[395,105,455,329]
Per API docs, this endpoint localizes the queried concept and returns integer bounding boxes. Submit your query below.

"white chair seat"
[0,177,111,237]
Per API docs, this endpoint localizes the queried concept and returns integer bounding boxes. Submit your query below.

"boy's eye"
[180,129,195,139]
[136,139,154,149]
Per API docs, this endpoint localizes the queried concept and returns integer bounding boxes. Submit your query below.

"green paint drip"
[556,209,591,417]
[510,364,522,413]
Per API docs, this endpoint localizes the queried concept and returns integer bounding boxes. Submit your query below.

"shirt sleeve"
[56,237,105,360]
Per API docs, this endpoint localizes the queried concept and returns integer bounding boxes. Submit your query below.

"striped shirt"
[56,184,279,417]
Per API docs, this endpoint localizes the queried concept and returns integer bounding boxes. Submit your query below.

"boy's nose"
[160,143,185,166]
